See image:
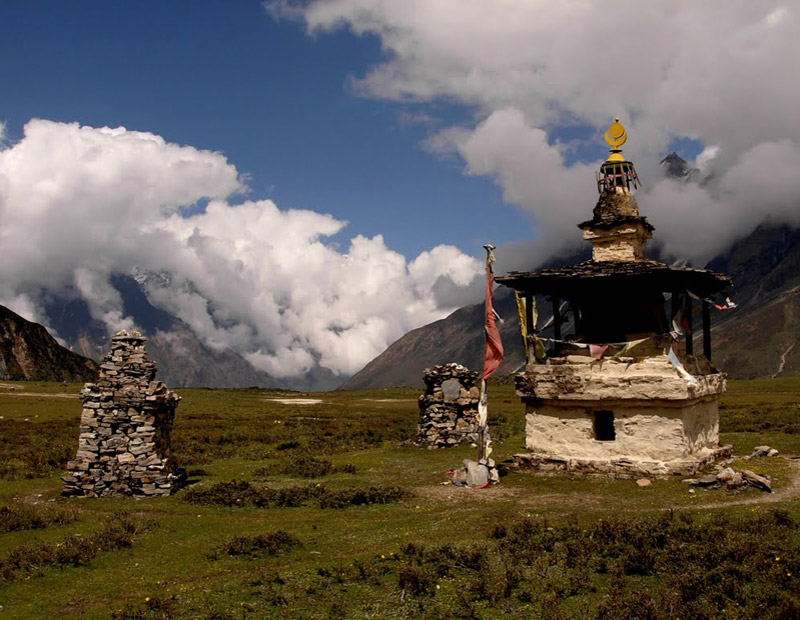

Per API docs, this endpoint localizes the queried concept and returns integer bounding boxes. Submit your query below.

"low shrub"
[182,480,407,509]
[317,486,406,509]
[255,455,359,479]
[184,467,209,477]
[182,480,266,507]
[0,503,76,532]
[0,511,156,582]
[286,509,800,618]
[208,530,301,560]
[398,563,438,597]
[111,595,178,620]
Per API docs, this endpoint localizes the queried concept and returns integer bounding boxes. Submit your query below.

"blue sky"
[1,1,536,259]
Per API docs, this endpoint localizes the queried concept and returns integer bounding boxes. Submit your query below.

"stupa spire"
[580,118,652,261]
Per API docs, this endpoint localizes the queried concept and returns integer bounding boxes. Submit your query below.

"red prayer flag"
[589,344,609,360]
[481,254,504,379]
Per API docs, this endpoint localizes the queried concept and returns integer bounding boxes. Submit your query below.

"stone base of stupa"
[513,445,732,478]
[512,354,731,477]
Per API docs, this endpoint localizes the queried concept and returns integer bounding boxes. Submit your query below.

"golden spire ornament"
[604,118,627,162]
[596,118,640,194]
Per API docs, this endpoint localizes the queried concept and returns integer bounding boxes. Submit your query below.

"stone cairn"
[416,363,485,448]
[62,331,182,497]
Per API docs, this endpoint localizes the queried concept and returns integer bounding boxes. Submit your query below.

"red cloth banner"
[589,344,609,360]
[481,260,504,379]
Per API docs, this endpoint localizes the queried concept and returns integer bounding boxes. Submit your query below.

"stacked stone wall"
[62,331,182,497]
[416,363,484,448]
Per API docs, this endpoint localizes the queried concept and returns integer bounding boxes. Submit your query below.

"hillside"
[714,285,800,379]
[710,223,800,378]
[708,223,800,315]
[0,305,97,382]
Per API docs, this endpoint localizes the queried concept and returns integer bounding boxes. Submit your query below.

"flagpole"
[478,243,502,464]
[477,377,487,462]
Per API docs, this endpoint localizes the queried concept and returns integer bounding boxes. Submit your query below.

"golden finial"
[604,118,627,162]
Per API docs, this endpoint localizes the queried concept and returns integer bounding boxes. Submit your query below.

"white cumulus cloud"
[0,119,482,378]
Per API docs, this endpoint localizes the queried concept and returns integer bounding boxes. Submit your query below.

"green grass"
[720,377,800,455]
[0,379,798,618]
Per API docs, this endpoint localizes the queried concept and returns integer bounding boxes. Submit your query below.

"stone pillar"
[415,363,483,448]
[62,331,182,497]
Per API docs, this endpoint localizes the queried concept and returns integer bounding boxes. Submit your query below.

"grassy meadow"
[0,378,799,619]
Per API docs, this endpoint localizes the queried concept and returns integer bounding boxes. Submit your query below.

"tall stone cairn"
[62,330,182,497]
[416,363,483,449]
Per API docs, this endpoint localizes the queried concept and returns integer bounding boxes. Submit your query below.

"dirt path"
[0,391,77,399]
[416,458,800,511]
[264,398,323,405]
[690,457,800,510]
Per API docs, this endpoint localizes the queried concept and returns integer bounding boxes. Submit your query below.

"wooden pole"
[670,291,679,327]
[685,296,694,356]
[702,300,711,361]
[525,293,534,362]
[552,296,562,341]
[477,378,487,462]
[477,244,496,465]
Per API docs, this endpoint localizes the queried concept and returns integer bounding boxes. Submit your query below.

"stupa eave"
[577,214,655,232]
[497,259,731,298]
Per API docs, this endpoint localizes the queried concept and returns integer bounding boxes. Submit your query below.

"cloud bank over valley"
[0,120,481,378]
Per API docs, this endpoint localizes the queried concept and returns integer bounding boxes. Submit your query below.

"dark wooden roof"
[496,260,731,298]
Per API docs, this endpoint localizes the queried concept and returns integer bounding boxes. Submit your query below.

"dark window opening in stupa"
[593,410,615,442]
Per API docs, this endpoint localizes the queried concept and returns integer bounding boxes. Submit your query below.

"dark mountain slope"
[707,223,800,314]
[0,305,97,382]
[708,223,800,378]
[714,285,800,379]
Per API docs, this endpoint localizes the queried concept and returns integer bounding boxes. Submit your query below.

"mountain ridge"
[0,305,98,382]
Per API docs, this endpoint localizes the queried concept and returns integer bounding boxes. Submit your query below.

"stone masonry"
[62,331,182,497]
[416,363,484,448]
